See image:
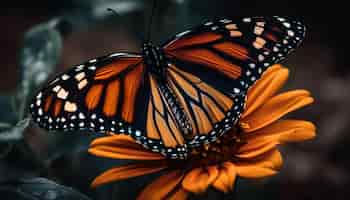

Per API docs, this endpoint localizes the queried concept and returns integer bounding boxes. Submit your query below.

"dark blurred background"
[0,0,348,200]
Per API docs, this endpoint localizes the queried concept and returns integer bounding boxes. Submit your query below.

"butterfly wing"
[143,74,188,158]
[29,53,148,134]
[165,63,244,146]
[162,16,306,145]
[164,16,305,89]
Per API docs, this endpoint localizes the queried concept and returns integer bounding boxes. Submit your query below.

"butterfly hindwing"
[166,64,245,147]
[143,74,188,158]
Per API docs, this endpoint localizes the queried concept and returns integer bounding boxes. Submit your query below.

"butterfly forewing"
[29,53,148,134]
[163,16,306,90]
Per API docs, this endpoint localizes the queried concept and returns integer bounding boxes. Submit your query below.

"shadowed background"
[0,0,348,200]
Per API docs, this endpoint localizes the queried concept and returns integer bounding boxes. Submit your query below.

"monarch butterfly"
[30,16,305,159]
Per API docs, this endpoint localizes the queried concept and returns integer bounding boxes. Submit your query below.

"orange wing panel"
[165,32,222,51]
[103,79,120,117]
[121,63,144,123]
[95,57,142,80]
[167,49,241,79]
[86,84,104,110]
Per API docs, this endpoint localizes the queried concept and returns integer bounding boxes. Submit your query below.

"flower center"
[189,124,247,166]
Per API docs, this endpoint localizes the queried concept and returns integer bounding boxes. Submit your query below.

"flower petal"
[168,188,189,200]
[243,64,289,118]
[241,90,314,133]
[245,120,316,143]
[212,162,236,193]
[91,161,168,188]
[137,170,185,200]
[236,138,278,159]
[89,135,164,160]
[236,149,283,178]
[182,166,219,194]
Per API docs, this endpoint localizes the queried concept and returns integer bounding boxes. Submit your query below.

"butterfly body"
[142,43,166,77]
[30,16,306,159]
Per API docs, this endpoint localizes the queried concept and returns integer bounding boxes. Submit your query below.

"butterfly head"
[142,43,166,78]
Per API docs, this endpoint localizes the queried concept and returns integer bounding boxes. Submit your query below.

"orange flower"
[89,64,316,200]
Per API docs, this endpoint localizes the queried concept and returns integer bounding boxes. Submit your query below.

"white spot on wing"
[283,22,291,28]
[64,101,77,112]
[75,65,85,71]
[89,59,97,63]
[256,22,265,27]
[79,113,85,119]
[78,79,88,90]
[109,53,126,57]
[52,85,61,92]
[254,26,264,35]
[36,100,41,106]
[204,21,213,26]
[249,63,256,68]
[38,108,43,116]
[211,26,219,31]
[49,78,59,85]
[36,92,42,99]
[243,17,251,22]
[176,30,191,38]
[233,88,240,94]
[258,54,265,61]
[61,74,70,80]
[88,66,96,70]
[277,17,286,22]
[287,30,295,37]
[75,72,85,81]
[57,88,69,99]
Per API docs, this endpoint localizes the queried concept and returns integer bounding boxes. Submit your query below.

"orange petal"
[91,161,168,188]
[168,188,189,200]
[236,149,283,178]
[182,166,219,193]
[236,138,278,159]
[245,120,316,143]
[89,135,164,160]
[243,64,289,118]
[241,90,314,133]
[137,170,185,200]
[212,162,236,193]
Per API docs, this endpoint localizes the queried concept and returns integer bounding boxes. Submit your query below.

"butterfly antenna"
[107,7,144,41]
[146,0,157,42]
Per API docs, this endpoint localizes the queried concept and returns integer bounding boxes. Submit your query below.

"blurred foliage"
[0,178,91,200]
[17,19,63,120]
